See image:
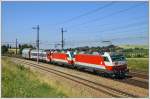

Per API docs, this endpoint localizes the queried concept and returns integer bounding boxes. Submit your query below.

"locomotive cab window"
[67,54,69,57]
[70,51,74,58]
[103,56,109,62]
[111,55,126,62]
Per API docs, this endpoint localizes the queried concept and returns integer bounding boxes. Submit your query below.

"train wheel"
[93,69,99,75]
[109,74,116,78]
[70,65,76,69]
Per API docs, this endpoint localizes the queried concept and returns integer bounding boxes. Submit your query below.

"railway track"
[77,69,149,89]
[72,68,149,89]
[12,58,140,98]
[114,77,148,89]
[129,71,148,79]
[8,55,148,79]
[8,56,148,89]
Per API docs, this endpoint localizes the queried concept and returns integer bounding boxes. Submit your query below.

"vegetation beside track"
[2,57,67,97]
[119,45,148,49]
[127,58,149,72]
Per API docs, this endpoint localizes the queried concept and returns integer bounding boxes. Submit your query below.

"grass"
[1,57,67,98]
[119,44,149,49]
[1,57,95,97]
[2,57,148,97]
[127,58,149,72]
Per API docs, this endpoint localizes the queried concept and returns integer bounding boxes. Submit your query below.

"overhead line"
[71,19,147,34]
[92,20,147,33]
[69,15,147,31]
[64,29,147,44]
[66,2,145,28]
[64,34,147,46]
[66,20,147,38]
[58,2,115,26]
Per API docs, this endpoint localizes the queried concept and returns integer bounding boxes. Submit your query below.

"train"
[22,48,129,77]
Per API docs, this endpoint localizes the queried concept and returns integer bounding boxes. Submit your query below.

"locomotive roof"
[77,51,104,55]
[76,51,123,56]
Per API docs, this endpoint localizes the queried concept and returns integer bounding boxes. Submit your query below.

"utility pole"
[32,25,40,64]
[16,38,18,55]
[61,28,67,49]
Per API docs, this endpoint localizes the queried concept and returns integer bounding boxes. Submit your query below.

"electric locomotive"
[22,48,129,77]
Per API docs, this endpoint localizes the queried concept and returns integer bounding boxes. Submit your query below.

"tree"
[7,44,9,49]
[1,45,8,54]
[19,44,35,54]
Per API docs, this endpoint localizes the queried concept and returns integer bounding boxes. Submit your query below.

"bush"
[1,45,8,54]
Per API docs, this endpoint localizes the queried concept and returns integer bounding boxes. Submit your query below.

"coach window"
[103,56,109,62]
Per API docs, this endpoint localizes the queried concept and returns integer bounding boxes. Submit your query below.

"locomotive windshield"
[67,51,74,58]
[70,51,74,58]
[103,56,110,62]
[111,55,126,62]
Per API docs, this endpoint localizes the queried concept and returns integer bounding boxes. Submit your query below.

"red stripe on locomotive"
[75,54,105,66]
[51,53,67,60]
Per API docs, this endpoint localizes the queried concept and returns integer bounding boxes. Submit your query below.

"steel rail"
[12,58,139,98]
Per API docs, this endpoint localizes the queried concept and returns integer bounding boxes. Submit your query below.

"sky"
[2,1,149,49]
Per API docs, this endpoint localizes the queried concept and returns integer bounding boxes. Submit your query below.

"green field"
[119,44,149,49]
[127,58,149,72]
[1,57,67,98]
